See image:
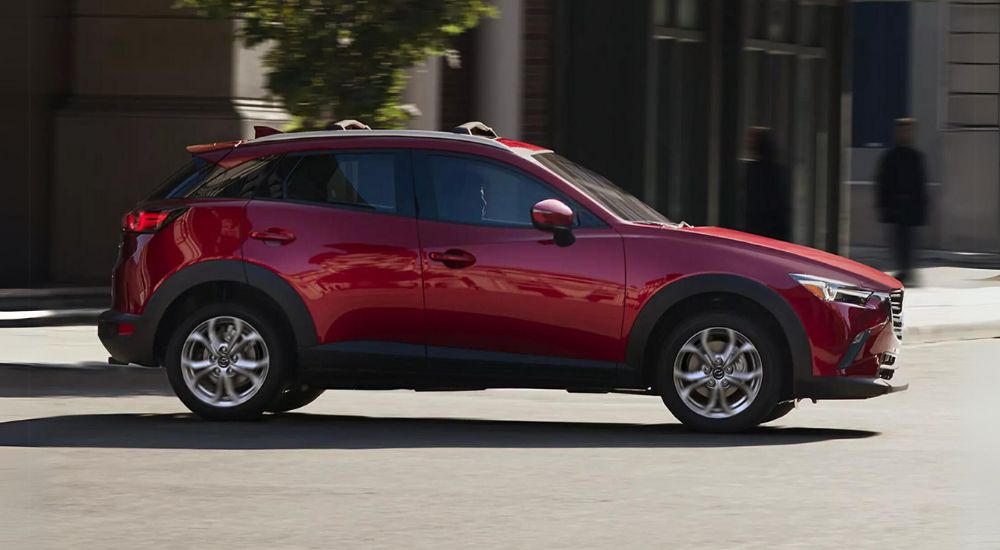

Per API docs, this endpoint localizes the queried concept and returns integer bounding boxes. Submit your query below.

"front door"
[414,151,625,386]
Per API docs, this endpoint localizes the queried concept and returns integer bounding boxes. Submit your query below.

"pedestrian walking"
[876,118,928,285]
[744,127,791,241]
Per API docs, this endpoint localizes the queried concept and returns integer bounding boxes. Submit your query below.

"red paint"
[531,198,574,229]
[243,200,424,345]
[418,220,625,362]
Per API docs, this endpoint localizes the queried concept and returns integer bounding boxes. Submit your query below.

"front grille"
[889,289,904,340]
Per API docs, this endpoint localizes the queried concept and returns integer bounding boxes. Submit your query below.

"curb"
[905,321,1000,345]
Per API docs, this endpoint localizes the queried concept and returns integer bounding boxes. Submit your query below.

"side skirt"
[297,340,623,390]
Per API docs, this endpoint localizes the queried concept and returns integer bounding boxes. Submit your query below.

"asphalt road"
[1,327,998,549]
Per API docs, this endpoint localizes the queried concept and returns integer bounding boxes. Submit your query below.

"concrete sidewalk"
[0,287,107,327]
[900,267,1000,344]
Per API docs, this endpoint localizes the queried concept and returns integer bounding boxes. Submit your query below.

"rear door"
[240,149,425,382]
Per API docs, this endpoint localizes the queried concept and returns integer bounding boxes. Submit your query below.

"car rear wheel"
[657,311,782,432]
[165,303,289,420]
[266,385,325,413]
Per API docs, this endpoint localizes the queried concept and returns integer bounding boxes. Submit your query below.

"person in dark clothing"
[744,127,792,241]
[876,118,928,285]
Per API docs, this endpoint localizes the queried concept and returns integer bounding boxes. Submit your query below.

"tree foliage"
[178,0,496,129]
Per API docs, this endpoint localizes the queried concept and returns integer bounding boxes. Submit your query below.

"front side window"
[285,152,397,212]
[423,154,598,227]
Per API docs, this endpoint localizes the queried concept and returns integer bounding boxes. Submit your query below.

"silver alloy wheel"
[180,316,269,408]
[673,326,763,419]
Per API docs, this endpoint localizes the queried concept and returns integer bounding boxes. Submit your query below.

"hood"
[684,226,901,291]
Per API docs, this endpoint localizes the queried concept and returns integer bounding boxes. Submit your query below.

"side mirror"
[531,199,576,247]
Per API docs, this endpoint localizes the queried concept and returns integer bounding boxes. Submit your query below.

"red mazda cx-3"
[98,120,906,432]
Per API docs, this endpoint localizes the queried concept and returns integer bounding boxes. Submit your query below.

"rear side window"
[189,156,286,199]
[285,152,397,212]
[147,158,224,200]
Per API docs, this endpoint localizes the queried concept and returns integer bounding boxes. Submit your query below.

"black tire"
[164,302,290,420]
[762,401,796,424]
[656,310,783,433]
[266,385,325,413]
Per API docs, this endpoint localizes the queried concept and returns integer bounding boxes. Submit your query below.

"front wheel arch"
[623,274,811,398]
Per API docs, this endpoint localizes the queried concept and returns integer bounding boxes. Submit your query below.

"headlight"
[790,274,874,306]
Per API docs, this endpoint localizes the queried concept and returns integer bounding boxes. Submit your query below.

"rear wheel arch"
[624,274,811,398]
[147,260,317,365]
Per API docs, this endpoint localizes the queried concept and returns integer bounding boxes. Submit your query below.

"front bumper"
[796,375,908,400]
[98,310,158,366]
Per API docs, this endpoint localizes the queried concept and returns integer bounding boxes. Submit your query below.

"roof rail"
[452,121,498,139]
[327,119,372,131]
[253,125,283,139]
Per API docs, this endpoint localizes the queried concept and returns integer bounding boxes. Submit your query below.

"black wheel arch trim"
[103,260,318,366]
[621,273,813,392]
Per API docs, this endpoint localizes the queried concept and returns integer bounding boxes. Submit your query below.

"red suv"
[99,120,906,432]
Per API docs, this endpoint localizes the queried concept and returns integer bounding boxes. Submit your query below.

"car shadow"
[0,412,879,450]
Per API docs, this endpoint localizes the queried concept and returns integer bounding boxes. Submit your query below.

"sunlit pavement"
[1,328,998,549]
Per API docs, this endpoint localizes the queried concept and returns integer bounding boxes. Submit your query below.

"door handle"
[249,229,296,245]
[428,249,476,268]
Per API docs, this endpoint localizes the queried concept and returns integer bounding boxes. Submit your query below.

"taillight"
[122,208,185,233]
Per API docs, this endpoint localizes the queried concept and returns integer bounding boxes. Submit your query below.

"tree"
[178,0,496,129]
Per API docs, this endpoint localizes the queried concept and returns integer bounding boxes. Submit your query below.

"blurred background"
[1,0,997,287]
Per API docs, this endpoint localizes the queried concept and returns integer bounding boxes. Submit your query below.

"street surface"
[1,327,998,549]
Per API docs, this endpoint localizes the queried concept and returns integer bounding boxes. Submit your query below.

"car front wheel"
[657,311,782,432]
[165,303,289,420]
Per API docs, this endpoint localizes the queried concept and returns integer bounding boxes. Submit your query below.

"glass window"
[534,153,673,224]
[285,152,397,212]
[147,158,225,200]
[189,157,277,199]
[425,154,589,228]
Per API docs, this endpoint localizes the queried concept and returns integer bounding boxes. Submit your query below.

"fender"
[621,274,813,389]
[143,260,318,355]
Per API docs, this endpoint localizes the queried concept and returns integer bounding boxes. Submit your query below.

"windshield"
[533,153,672,224]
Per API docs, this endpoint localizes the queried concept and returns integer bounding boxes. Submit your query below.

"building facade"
[2,0,996,287]
[848,0,999,261]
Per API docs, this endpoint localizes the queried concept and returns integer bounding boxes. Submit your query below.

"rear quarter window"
[146,158,225,200]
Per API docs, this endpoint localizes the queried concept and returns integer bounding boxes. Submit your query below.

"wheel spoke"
[699,329,712,355]
[210,378,224,404]
[188,332,212,351]
[680,377,711,400]
[727,370,762,382]
[702,385,719,413]
[231,332,262,356]
[680,344,714,369]
[234,357,266,370]
[222,375,239,402]
[229,317,245,344]
[191,367,214,383]
[182,358,213,371]
[674,369,709,382]
[723,343,756,369]
[720,328,736,361]
[207,318,223,351]
[718,387,733,414]
[727,377,754,398]
[231,366,260,386]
